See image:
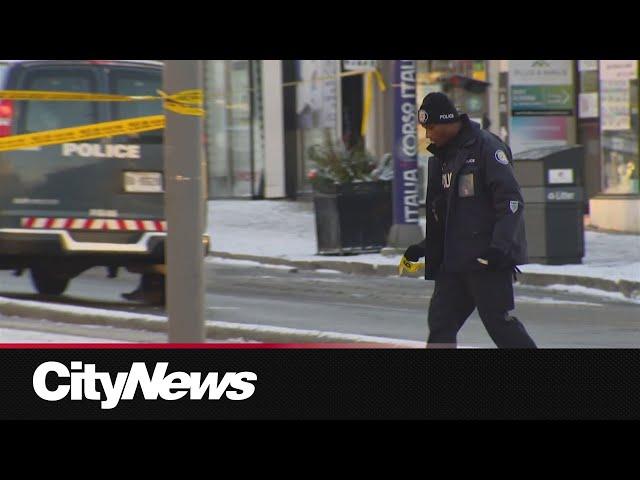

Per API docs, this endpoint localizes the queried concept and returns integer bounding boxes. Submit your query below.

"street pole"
[163,60,205,343]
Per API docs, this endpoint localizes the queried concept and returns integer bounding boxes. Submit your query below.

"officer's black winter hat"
[418,92,460,126]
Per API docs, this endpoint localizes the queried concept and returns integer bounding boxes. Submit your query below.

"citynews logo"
[32,361,257,410]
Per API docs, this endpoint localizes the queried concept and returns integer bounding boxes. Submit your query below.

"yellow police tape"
[157,89,202,105]
[0,91,158,102]
[398,256,425,276]
[0,115,165,152]
[0,88,239,111]
[361,69,387,136]
[281,69,375,88]
[163,101,204,116]
[0,88,205,152]
[157,89,205,116]
[0,89,204,117]
[0,89,203,106]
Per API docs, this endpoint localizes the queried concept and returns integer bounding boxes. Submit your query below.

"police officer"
[404,92,536,348]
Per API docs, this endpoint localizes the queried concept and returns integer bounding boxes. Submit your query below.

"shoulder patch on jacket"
[495,149,509,165]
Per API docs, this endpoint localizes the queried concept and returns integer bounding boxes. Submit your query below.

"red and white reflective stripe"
[20,217,167,231]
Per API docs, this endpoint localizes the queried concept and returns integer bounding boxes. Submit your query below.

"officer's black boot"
[122,273,166,305]
[481,312,537,348]
[121,276,145,301]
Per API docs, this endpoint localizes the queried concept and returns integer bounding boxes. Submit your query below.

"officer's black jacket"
[419,115,528,279]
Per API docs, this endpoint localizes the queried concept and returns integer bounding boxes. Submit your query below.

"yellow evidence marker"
[398,256,425,276]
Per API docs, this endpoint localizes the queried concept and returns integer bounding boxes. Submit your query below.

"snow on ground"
[520,231,640,283]
[515,296,604,307]
[205,257,296,271]
[541,284,640,304]
[207,199,407,266]
[207,200,640,283]
[0,328,128,343]
[0,296,167,321]
[208,200,317,258]
[521,261,640,283]
[207,319,425,347]
[0,326,259,343]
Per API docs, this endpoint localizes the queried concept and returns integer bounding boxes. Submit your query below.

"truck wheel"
[30,269,70,295]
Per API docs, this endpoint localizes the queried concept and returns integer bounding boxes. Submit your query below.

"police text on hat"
[418,92,460,126]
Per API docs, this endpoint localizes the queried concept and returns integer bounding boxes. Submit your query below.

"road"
[0,259,638,347]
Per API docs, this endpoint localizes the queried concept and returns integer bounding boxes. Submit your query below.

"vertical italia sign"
[392,60,419,225]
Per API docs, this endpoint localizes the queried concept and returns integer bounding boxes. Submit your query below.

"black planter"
[312,180,392,255]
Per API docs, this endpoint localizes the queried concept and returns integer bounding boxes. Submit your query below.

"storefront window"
[295,60,340,195]
[599,60,639,195]
[204,60,264,199]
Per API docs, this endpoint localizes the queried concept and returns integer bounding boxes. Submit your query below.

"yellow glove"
[398,256,425,276]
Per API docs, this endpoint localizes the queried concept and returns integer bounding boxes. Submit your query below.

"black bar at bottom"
[2,348,640,420]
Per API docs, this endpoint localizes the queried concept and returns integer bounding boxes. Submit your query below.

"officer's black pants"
[427,269,537,348]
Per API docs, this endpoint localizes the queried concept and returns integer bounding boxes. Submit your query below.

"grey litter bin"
[512,145,585,265]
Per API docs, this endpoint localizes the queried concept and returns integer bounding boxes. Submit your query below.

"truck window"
[109,68,163,143]
[0,63,9,86]
[19,69,98,134]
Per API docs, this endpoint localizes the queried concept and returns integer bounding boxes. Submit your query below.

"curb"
[209,251,640,299]
[516,272,640,299]
[0,297,422,347]
[209,251,381,276]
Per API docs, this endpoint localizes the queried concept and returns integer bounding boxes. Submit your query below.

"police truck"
[0,60,208,303]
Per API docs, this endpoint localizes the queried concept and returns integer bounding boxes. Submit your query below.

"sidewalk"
[207,199,640,299]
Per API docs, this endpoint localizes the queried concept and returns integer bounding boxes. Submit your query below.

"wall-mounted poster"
[510,116,569,154]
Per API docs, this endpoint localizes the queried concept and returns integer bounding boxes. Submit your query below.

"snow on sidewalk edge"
[0,296,424,347]
[208,251,640,298]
